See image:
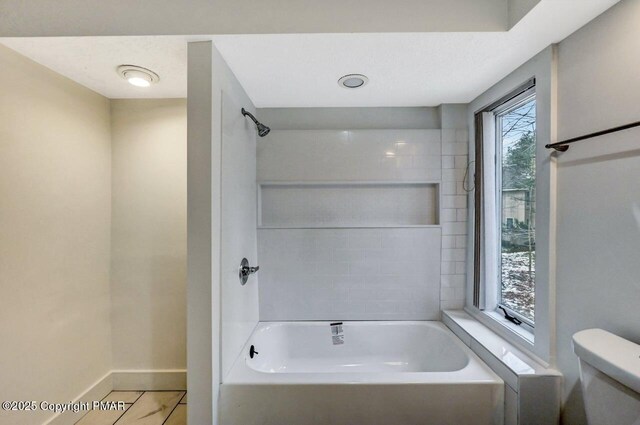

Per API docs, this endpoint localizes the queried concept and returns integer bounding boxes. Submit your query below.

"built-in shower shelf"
[258,181,440,229]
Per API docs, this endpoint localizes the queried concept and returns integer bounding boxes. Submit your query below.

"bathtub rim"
[224,320,504,386]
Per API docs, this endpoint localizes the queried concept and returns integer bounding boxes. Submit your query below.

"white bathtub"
[221,321,504,425]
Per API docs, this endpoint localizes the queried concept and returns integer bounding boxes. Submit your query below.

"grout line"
[111,391,186,425]
[111,393,140,425]
[160,392,185,425]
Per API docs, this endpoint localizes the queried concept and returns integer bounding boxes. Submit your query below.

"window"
[495,95,536,325]
[473,79,536,329]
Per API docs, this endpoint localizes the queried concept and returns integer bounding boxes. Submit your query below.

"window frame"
[493,90,537,330]
[472,79,537,333]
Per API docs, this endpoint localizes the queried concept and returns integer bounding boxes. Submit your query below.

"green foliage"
[503,131,536,192]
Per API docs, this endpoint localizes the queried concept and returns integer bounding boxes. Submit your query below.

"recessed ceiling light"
[117,65,159,88]
[338,74,368,89]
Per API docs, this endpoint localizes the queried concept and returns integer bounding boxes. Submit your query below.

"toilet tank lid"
[573,328,640,393]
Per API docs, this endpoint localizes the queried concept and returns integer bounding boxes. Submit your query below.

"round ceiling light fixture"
[117,65,160,88]
[338,74,369,89]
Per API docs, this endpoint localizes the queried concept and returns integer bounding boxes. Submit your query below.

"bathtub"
[221,321,504,425]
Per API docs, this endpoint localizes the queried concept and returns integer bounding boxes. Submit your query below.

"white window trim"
[466,47,557,366]
[491,90,537,330]
[477,87,537,329]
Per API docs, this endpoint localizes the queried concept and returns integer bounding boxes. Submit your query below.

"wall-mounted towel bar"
[546,121,640,152]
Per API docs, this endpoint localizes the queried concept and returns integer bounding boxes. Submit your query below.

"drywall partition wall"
[0,0,510,36]
[187,41,260,424]
[555,0,640,423]
[187,41,216,425]
[465,46,557,366]
[110,99,187,371]
[0,44,112,425]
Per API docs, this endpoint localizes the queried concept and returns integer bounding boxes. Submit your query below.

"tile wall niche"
[256,128,468,320]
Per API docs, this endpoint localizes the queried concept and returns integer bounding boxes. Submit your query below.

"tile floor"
[75,391,186,425]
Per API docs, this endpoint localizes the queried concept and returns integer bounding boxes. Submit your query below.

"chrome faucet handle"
[239,258,259,285]
[242,265,259,275]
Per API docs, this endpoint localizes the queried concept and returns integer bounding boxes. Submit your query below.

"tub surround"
[443,310,561,425]
[255,118,469,320]
[258,227,441,320]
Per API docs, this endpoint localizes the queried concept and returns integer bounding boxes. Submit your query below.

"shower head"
[241,108,271,137]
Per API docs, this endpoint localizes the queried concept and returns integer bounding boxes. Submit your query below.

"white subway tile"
[441,208,457,223]
[442,222,467,236]
[455,155,469,169]
[257,129,469,321]
[442,155,455,169]
[443,195,467,209]
[441,287,456,300]
[442,169,457,182]
[442,182,457,195]
[455,129,469,143]
[441,261,456,275]
[443,142,468,156]
[441,129,456,144]
[412,155,441,169]
[442,235,456,249]
[442,274,465,288]
[441,298,465,310]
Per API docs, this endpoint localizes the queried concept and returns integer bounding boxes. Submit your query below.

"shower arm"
[241,108,259,125]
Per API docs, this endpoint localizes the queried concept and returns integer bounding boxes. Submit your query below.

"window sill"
[484,310,534,344]
[444,310,556,377]
[462,306,546,366]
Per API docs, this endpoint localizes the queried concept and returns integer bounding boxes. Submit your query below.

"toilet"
[573,329,640,425]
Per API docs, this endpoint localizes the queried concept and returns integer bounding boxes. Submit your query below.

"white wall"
[0,0,509,37]
[110,99,187,370]
[0,44,112,425]
[255,108,470,320]
[220,84,259,379]
[555,1,640,423]
[187,41,260,425]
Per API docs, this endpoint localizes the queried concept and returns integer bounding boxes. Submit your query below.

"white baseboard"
[111,369,187,391]
[42,369,187,425]
[44,372,113,425]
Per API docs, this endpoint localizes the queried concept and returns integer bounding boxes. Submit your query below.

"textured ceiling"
[0,0,619,106]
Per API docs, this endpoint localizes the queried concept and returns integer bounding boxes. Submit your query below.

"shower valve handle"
[239,258,259,285]
[241,265,260,276]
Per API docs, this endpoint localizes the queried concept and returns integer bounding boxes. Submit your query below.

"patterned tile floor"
[75,391,186,425]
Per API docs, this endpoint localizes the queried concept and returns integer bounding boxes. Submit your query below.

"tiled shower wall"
[256,126,468,319]
[440,128,469,310]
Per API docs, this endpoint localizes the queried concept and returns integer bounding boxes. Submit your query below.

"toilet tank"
[573,329,640,425]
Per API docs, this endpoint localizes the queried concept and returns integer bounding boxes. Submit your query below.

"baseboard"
[42,369,186,425]
[111,369,187,391]
[44,372,113,425]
